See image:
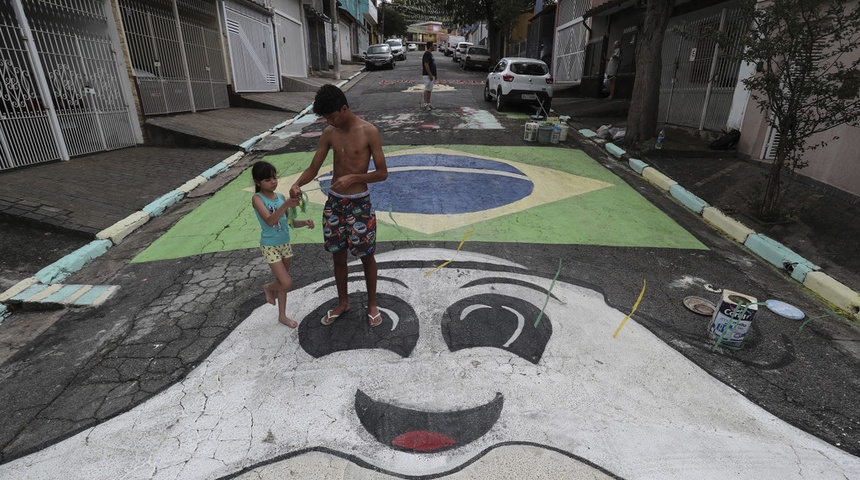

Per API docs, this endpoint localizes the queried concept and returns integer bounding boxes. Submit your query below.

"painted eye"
[442,294,552,364]
[298,292,419,358]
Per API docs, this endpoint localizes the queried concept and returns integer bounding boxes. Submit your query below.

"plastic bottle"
[655,128,665,149]
[550,125,561,144]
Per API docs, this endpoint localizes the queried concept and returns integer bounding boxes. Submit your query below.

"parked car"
[363,44,395,70]
[484,57,553,113]
[461,45,492,71]
[407,42,417,51]
[453,41,473,62]
[386,38,406,61]
[444,35,465,56]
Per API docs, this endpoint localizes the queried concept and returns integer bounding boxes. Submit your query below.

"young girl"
[252,161,315,328]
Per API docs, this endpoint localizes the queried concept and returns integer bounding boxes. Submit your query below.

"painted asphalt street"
[1,59,859,479]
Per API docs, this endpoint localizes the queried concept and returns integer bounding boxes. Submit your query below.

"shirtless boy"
[289,84,389,327]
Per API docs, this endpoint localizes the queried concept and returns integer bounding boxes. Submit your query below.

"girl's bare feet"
[264,284,275,305]
[279,316,297,328]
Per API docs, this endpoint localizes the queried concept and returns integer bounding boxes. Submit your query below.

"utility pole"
[330,0,341,80]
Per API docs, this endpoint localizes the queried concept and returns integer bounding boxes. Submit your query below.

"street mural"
[132,146,706,263]
[3,249,857,479]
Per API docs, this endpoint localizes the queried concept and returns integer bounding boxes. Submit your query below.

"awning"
[583,0,638,19]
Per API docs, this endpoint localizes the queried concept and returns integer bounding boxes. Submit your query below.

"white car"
[484,57,553,113]
[453,41,473,62]
[386,39,406,61]
[407,43,417,51]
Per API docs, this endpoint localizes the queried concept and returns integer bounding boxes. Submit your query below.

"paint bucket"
[524,122,538,142]
[550,125,561,144]
[537,125,553,144]
[559,124,569,141]
[707,290,758,349]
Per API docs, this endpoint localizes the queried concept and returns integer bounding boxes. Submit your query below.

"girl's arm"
[252,194,299,227]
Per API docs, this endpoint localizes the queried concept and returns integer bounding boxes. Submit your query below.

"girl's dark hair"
[251,161,277,193]
[313,84,348,116]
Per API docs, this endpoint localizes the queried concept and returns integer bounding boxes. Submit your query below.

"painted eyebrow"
[460,277,559,301]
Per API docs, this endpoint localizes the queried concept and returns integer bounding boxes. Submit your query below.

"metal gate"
[554,3,588,84]
[658,7,747,131]
[121,0,229,115]
[224,0,278,93]
[1,0,137,171]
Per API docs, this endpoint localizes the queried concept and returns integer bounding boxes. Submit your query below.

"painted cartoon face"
[3,249,858,480]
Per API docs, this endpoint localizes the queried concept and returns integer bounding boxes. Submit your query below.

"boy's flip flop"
[321,309,347,325]
[368,312,383,328]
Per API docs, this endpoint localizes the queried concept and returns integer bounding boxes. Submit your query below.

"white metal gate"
[658,7,747,131]
[121,0,229,115]
[553,0,589,84]
[273,0,307,77]
[0,0,136,171]
[225,0,278,93]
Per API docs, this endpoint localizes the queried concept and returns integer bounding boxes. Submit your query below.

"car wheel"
[496,88,506,111]
[483,83,492,102]
[391,60,395,69]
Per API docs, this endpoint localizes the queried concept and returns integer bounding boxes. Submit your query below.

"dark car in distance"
[364,44,395,70]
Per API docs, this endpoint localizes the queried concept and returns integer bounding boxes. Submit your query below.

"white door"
[274,10,307,77]
[339,20,352,62]
[224,0,278,92]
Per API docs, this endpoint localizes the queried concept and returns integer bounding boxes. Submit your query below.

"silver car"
[386,39,406,61]
[461,46,493,71]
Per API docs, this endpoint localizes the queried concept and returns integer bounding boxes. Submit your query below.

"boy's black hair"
[313,84,349,116]
[251,161,277,193]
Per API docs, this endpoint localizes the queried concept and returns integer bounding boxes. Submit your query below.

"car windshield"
[468,47,488,55]
[368,45,389,54]
[386,40,402,47]
[511,62,548,76]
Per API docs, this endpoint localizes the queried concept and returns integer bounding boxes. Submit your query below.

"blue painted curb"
[605,143,625,158]
[744,233,820,282]
[201,162,229,180]
[143,190,186,216]
[629,158,648,174]
[0,304,9,324]
[239,136,261,152]
[34,239,113,284]
[669,184,709,214]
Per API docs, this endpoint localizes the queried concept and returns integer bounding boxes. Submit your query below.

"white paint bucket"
[523,122,538,142]
[559,125,569,141]
[707,290,758,348]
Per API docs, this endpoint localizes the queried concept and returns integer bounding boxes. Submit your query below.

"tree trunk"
[625,0,674,150]
[759,154,786,221]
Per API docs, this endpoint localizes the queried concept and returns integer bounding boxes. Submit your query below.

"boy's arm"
[290,128,332,197]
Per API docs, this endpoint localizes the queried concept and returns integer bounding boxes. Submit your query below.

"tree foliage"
[438,0,535,59]
[738,0,860,220]
[380,2,409,39]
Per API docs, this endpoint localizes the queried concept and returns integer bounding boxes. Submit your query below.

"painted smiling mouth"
[354,389,504,453]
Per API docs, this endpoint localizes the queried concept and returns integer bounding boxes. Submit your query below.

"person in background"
[422,41,437,110]
[605,40,620,101]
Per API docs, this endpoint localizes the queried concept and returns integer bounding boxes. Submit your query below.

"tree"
[734,0,860,220]
[439,0,535,61]
[381,3,408,39]
[624,0,674,151]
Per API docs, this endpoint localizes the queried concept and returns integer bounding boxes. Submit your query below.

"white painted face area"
[3,249,858,479]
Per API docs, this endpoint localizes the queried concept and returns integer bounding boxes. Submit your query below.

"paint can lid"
[683,296,717,316]
[765,299,805,320]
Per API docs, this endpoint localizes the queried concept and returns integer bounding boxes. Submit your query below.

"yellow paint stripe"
[613,279,646,339]
[423,229,474,278]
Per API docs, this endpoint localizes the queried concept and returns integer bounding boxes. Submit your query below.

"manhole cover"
[683,296,716,316]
